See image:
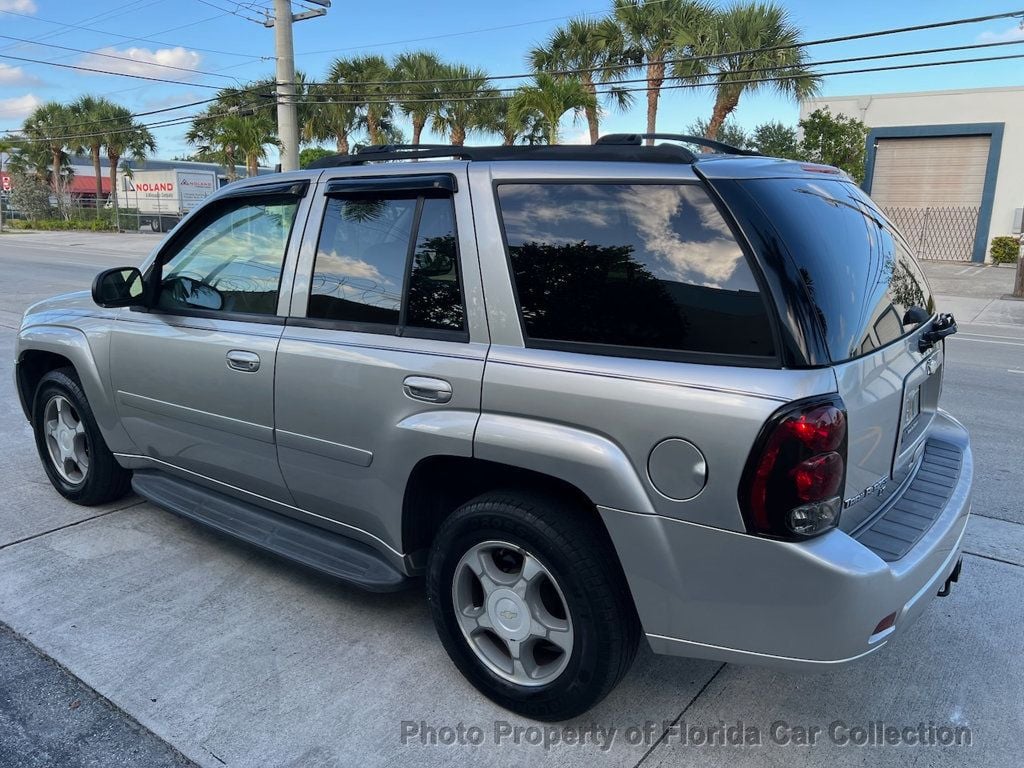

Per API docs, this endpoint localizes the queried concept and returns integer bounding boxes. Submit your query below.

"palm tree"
[613,0,712,144]
[21,102,80,199]
[102,105,156,216]
[529,17,632,144]
[394,51,444,146]
[301,82,359,155]
[430,64,491,146]
[479,97,548,146]
[687,2,819,140]
[186,107,239,181]
[509,74,596,145]
[223,111,279,176]
[330,55,394,146]
[72,95,116,217]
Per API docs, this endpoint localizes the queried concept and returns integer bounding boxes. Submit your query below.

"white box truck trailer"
[116,169,218,232]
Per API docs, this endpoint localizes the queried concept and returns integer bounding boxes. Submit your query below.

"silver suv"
[15,137,972,721]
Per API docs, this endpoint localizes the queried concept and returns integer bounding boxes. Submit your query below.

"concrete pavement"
[1,232,1023,767]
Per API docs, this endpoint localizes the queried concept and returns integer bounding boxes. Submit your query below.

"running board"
[131,470,410,592]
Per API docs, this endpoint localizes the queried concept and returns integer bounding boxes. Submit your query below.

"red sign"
[0,172,10,192]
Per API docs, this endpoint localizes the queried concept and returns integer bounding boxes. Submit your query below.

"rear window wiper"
[919,313,958,353]
[795,187,888,230]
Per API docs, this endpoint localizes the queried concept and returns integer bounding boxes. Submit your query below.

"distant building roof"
[68,155,275,177]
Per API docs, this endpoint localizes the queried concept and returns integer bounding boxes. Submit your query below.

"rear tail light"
[739,397,848,539]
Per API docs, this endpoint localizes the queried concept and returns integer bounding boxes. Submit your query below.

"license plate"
[903,386,921,430]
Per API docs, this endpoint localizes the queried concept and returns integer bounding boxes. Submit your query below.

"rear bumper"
[601,410,972,670]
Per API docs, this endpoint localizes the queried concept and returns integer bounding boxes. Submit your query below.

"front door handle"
[403,376,452,403]
[226,349,260,373]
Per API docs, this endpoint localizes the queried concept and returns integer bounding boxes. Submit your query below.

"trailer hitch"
[937,557,963,597]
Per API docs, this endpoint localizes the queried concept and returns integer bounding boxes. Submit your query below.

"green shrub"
[991,236,1020,264]
[4,218,119,232]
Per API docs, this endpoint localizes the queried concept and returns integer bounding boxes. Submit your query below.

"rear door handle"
[403,376,452,403]
[226,350,260,373]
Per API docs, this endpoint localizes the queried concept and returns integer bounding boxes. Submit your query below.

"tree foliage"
[749,120,800,158]
[685,117,749,149]
[299,147,334,168]
[8,167,53,220]
[798,107,870,182]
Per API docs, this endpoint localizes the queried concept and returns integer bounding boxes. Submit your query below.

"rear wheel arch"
[401,456,612,569]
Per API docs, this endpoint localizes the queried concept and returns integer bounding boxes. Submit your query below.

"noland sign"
[124,172,216,207]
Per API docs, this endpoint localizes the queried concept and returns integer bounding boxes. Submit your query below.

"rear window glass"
[742,178,934,362]
[496,183,775,359]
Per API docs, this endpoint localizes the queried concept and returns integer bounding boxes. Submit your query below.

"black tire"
[31,368,132,506]
[427,490,641,721]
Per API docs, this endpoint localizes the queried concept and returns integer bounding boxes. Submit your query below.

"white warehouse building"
[800,85,1024,262]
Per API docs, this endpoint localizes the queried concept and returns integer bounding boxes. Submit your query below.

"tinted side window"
[309,193,465,333]
[406,197,464,332]
[310,197,416,326]
[496,183,774,358]
[158,197,299,315]
[741,178,934,362]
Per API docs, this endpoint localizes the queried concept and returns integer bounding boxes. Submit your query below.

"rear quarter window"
[739,178,935,362]
[495,182,776,361]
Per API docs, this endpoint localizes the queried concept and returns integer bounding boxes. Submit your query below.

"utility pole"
[265,0,330,172]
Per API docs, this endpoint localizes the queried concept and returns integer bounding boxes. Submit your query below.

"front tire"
[427,491,640,721]
[32,368,132,506]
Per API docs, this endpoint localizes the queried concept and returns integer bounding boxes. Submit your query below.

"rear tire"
[31,368,132,506]
[426,490,640,721]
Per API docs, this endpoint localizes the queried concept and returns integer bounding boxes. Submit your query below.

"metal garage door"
[870,135,989,261]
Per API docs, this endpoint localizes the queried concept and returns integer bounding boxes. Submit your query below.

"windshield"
[742,178,935,362]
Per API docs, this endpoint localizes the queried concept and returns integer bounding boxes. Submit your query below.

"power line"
[4,101,275,145]
[0,7,267,59]
[0,96,237,137]
[0,0,157,52]
[294,0,679,56]
[0,51,250,89]
[4,50,1022,147]
[0,33,244,81]
[289,52,1024,107]
[298,8,1024,88]
[271,38,1024,102]
[195,0,267,24]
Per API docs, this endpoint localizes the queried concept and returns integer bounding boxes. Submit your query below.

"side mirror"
[92,267,146,308]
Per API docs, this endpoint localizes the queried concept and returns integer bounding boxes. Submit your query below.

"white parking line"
[1009,369,1024,374]
[950,336,1024,347]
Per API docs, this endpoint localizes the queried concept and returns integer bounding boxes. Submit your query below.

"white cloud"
[0,93,41,120]
[0,0,38,12]
[76,46,203,79]
[0,63,41,86]
[562,128,592,146]
[977,24,1024,43]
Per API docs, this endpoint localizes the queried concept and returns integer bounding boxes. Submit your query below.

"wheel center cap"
[487,589,529,640]
[58,429,74,452]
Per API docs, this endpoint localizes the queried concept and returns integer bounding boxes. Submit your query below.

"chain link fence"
[883,206,980,262]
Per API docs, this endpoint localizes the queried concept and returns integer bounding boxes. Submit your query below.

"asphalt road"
[1,231,1023,768]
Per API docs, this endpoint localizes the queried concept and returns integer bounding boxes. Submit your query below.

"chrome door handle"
[403,376,452,403]
[226,350,260,373]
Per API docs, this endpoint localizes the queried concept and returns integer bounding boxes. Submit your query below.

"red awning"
[0,172,111,196]
[69,175,112,195]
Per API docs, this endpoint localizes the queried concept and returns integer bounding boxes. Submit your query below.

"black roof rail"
[305,141,702,169]
[355,143,467,155]
[596,133,761,156]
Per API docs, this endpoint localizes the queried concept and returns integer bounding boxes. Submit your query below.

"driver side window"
[157,196,300,316]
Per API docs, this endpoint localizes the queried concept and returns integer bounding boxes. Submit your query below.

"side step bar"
[132,470,410,592]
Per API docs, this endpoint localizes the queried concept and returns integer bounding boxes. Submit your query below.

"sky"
[1,0,1023,163]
